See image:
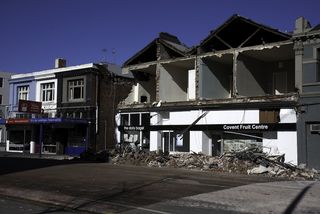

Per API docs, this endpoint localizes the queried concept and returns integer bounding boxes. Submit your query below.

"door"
[306,123,320,169]
[162,131,175,153]
[212,134,222,156]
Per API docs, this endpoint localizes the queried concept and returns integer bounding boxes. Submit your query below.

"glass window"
[0,78,3,88]
[17,86,29,100]
[141,113,150,126]
[0,94,2,104]
[68,79,84,101]
[121,114,129,126]
[130,114,140,126]
[40,82,55,102]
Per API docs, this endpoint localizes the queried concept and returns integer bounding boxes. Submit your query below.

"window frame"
[17,85,29,101]
[67,78,85,102]
[40,82,55,102]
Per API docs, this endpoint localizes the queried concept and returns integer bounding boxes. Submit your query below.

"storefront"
[118,112,150,150]
[6,118,89,156]
[118,108,298,164]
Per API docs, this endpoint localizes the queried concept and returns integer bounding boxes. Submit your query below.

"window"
[17,86,29,100]
[68,79,84,101]
[121,114,129,126]
[40,82,55,102]
[140,96,147,103]
[0,78,3,88]
[0,94,2,104]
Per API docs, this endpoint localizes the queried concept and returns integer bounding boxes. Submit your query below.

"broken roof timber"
[118,93,298,113]
[197,40,293,59]
[123,39,157,67]
[123,55,196,71]
[123,33,190,67]
[199,14,291,51]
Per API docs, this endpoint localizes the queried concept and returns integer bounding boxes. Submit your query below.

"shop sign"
[222,124,269,131]
[30,118,62,124]
[18,100,42,114]
[7,118,30,124]
[123,126,145,131]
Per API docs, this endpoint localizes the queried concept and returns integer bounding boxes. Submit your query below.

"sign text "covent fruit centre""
[223,124,269,130]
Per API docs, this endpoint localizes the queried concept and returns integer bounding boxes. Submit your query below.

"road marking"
[105,201,171,214]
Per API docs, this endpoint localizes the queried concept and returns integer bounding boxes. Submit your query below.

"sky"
[0,0,319,73]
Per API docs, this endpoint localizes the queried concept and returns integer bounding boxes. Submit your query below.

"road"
[0,156,302,213]
[0,196,89,214]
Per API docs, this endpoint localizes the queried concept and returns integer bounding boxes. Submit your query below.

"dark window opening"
[141,113,150,126]
[140,96,148,103]
[130,114,140,126]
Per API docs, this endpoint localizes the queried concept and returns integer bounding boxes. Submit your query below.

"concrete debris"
[110,147,319,180]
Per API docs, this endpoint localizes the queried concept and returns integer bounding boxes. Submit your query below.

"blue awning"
[0,119,6,125]
[29,118,88,124]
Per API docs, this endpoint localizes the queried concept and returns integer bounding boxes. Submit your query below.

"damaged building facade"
[118,15,302,165]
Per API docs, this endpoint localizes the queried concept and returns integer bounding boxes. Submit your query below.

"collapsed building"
[117,14,320,169]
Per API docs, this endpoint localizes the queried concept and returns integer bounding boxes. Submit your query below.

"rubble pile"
[110,148,319,180]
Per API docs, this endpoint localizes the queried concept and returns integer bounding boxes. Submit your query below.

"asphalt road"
[0,157,280,213]
[0,196,89,214]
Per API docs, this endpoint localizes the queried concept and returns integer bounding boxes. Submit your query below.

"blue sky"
[0,0,319,73]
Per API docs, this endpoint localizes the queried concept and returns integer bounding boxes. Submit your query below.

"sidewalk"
[148,180,320,214]
[0,151,75,160]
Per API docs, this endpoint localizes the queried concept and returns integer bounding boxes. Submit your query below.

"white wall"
[150,131,161,151]
[155,110,260,126]
[115,114,121,144]
[280,109,297,123]
[190,131,203,153]
[188,69,196,100]
[263,132,297,164]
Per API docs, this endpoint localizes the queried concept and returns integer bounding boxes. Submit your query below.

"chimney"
[294,17,312,34]
[55,58,66,68]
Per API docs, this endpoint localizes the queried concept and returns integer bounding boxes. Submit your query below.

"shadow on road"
[0,156,88,175]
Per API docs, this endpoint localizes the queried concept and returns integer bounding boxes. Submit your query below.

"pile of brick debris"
[110,147,319,180]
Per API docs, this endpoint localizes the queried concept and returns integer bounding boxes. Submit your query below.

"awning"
[6,118,88,125]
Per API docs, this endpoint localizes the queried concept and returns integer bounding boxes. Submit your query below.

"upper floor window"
[0,78,3,88]
[17,86,29,100]
[0,94,2,104]
[68,79,84,101]
[40,82,55,102]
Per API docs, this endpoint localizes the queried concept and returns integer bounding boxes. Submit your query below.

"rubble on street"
[110,147,320,180]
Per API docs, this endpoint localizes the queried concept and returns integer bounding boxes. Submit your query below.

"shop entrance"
[211,134,222,156]
[162,131,176,153]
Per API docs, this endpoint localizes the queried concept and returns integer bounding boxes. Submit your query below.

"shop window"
[141,113,150,126]
[16,113,31,119]
[259,109,280,123]
[130,114,140,126]
[121,114,129,126]
[17,85,29,100]
[40,82,55,102]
